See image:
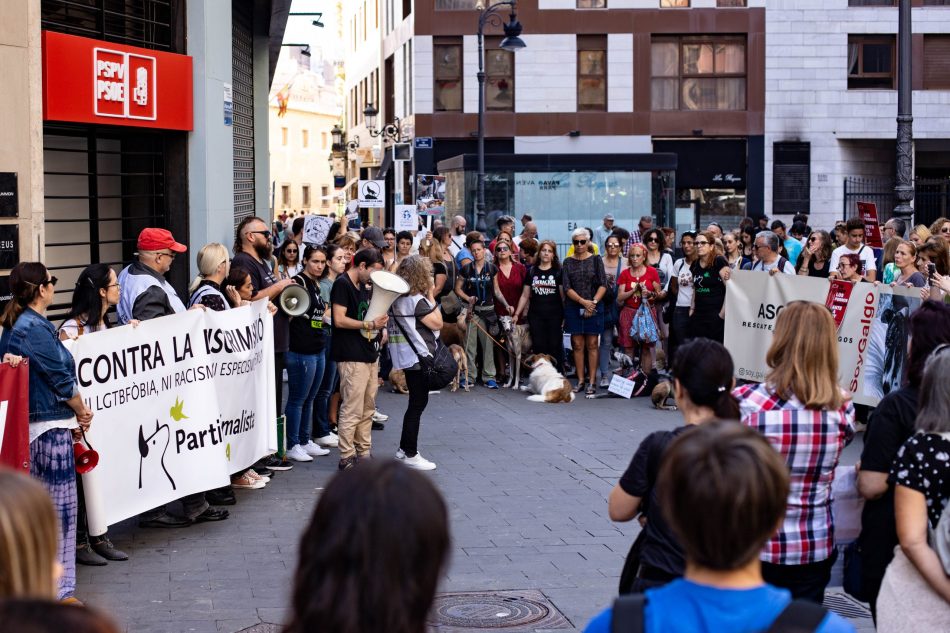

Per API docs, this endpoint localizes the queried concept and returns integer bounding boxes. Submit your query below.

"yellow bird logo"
[170,397,188,422]
[226,443,231,461]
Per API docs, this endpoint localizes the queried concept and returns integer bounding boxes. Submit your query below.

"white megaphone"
[364,271,410,337]
[278,284,311,317]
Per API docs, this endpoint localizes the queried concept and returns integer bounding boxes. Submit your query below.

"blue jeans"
[313,336,338,439]
[285,350,326,448]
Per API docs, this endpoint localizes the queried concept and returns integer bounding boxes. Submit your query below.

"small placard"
[608,373,635,399]
[358,180,385,208]
[0,173,17,217]
[303,215,333,246]
[395,205,418,232]
[0,225,18,269]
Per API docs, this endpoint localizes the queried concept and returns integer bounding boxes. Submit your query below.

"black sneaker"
[372,421,385,431]
[205,489,237,506]
[251,467,275,478]
[265,455,294,471]
[338,456,357,471]
[193,507,229,523]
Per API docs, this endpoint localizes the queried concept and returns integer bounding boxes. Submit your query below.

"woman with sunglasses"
[928,217,950,239]
[796,230,833,278]
[597,235,627,388]
[493,239,527,382]
[688,231,730,343]
[276,239,302,280]
[0,262,95,603]
[563,228,607,395]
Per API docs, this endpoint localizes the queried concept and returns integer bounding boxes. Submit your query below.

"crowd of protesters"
[1,208,949,630]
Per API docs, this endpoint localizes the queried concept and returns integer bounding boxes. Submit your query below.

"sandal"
[573,381,586,393]
[586,383,597,396]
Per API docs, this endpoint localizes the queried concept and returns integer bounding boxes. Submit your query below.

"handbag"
[629,303,660,345]
[392,308,458,391]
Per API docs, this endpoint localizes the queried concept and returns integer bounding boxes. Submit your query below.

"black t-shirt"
[619,425,692,576]
[233,251,289,353]
[690,256,728,319]
[523,266,564,316]
[288,274,328,355]
[433,261,451,300]
[330,273,379,363]
[459,261,497,307]
[794,253,831,278]
[857,385,918,571]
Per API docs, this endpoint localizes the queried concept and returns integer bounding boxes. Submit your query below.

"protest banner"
[415,174,445,216]
[303,215,333,245]
[65,300,277,534]
[395,204,419,232]
[0,361,30,472]
[857,202,884,248]
[723,271,918,407]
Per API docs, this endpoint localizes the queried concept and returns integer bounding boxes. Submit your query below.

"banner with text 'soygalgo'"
[65,300,277,534]
[724,271,921,408]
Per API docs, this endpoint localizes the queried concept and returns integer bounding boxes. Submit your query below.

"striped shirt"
[734,383,855,565]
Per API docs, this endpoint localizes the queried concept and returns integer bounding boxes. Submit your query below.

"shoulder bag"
[391,306,458,391]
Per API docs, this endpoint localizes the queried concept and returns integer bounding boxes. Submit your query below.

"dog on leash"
[499,315,532,388]
[521,354,574,403]
[449,344,469,392]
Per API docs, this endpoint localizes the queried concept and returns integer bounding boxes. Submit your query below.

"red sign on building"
[42,31,193,131]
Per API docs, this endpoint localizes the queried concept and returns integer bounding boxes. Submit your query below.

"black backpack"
[610,594,828,633]
[391,308,458,391]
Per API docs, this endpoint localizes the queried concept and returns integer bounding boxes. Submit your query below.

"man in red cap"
[118,227,230,528]
[117,228,189,323]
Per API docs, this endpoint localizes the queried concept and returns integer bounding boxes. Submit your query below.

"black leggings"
[529,313,565,371]
[400,368,429,457]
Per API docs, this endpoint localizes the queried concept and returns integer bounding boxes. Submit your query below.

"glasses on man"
[249,230,272,239]
[753,243,767,250]
[573,239,588,246]
[158,252,177,260]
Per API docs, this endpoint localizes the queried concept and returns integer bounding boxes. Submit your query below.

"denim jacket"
[0,308,78,423]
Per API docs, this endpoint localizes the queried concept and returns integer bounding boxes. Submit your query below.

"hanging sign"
[42,31,194,131]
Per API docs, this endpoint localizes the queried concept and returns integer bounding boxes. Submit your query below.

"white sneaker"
[396,450,436,471]
[372,409,389,422]
[286,445,313,462]
[302,441,330,457]
[314,434,339,448]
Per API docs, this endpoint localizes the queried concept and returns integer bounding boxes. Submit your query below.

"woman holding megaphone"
[282,246,331,464]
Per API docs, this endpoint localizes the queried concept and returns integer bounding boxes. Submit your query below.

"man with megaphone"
[330,248,389,471]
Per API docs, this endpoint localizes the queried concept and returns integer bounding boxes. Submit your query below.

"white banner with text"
[724,271,921,407]
[65,301,277,533]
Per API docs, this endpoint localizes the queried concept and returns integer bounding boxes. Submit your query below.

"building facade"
[0,0,289,315]
[341,0,767,244]
[765,0,950,231]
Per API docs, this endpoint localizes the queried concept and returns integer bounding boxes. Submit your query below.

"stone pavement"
[78,384,874,633]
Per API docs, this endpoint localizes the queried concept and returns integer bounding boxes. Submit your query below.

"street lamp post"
[475,1,525,233]
[893,0,914,230]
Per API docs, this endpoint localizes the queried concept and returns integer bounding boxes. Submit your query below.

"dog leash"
[465,313,511,353]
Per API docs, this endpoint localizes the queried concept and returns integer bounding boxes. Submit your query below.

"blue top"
[455,246,474,268]
[0,307,78,423]
[784,238,804,266]
[583,579,854,633]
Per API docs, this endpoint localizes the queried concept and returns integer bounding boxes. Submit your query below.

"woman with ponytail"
[609,338,739,594]
[0,262,94,602]
[734,301,855,603]
[188,243,240,311]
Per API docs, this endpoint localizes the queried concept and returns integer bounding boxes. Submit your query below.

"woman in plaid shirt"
[734,301,856,603]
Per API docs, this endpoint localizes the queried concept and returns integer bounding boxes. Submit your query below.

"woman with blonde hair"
[419,237,448,298]
[189,243,240,310]
[909,224,931,246]
[734,301,855,603]
[0,470,61,600]
[390,255,443,470]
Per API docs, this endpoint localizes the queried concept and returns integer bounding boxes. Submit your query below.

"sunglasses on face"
[573,240,588,246]
[942,227,950,234]
[606,243,620,248]
[249,230,271,239]
[645,237,659,243]
[808,236,819,242]
[496,246,510,252]
[285,248,298,254]
[45,276,58,287]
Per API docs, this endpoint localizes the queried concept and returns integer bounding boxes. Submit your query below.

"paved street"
[78,383,872,633]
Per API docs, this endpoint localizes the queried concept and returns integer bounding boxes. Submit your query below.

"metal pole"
[894,0,914,229]
[476,21,487,233]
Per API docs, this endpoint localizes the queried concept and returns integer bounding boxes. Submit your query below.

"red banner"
[42,31,193,131]
[825,279,855,331]
[857,202,884,248]
[0,362,30,472]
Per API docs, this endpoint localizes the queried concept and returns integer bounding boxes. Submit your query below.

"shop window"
[661,0,689,6]
[924,35,950,89]
[434,39,462,111]
[577,0,607,7]
[486,42,514,111]
[651,36,746,111]
[302,129,309,148]
[848,35,895,89]
[578,35,607,111]
[773,142,811,216]
[281,185,290,207]
[302,185,311,208]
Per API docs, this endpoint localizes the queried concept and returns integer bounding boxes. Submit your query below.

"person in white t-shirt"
[750,231,796,275]
[447,215,468,258]
[829,217,877,281]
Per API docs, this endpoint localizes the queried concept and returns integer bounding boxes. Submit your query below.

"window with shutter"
[773,143,810,216]
[924,36,950,90]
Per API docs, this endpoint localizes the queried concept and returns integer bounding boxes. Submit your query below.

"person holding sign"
[0,262,95,602]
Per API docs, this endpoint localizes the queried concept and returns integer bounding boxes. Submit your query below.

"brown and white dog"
[521,354,574,403]
[389,369,409,394]
[449,343,469,392]
[500,315,531,389]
